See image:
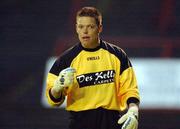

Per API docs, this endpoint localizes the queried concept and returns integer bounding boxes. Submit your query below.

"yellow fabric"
[66,49,119,111]
[46,47,140,111]
[117,67,140,110]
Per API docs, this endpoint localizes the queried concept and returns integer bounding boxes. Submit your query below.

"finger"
[132,117,138,129]
[65,67,76,73]
[130,121,137,129]
[118,114,128,124]
[121,117,133,129]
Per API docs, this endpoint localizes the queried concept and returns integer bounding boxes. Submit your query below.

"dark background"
[1,0,180,129]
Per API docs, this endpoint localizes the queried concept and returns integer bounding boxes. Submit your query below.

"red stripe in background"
[158,0,176,35]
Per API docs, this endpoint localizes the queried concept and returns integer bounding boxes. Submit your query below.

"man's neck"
[82,38,100,49]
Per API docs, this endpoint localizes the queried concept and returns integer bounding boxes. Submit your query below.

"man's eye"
[78,25,83,29]
[89,25,95,29]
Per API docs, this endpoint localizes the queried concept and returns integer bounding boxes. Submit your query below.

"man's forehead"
[76,16,96,25]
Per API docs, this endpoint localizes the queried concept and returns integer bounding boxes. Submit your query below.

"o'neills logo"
[76,70,115,88]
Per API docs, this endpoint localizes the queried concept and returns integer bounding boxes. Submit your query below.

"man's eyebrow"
[77,24,96,26]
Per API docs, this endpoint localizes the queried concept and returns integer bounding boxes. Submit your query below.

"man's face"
[76,16,102,48]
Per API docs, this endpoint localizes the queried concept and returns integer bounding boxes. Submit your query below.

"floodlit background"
[1,0,180,129]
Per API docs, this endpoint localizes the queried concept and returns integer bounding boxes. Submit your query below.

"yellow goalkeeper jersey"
[46,40,140,111]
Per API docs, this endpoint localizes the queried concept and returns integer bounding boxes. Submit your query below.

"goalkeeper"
[46,6,140,129]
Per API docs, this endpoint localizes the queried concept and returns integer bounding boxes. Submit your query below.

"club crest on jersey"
[76,70,115,87]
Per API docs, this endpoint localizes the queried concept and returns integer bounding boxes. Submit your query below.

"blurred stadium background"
[1,0,180,129]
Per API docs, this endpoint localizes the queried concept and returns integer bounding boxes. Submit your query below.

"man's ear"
[98,25,103,33]
[75,24,78,33]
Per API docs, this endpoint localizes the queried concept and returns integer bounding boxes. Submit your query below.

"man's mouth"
[82,36,90,40]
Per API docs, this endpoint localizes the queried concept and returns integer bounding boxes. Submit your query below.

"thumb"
[118,114,128,124]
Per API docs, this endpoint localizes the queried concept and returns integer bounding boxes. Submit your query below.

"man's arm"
[46,73,65,106]
[46,67,76,106]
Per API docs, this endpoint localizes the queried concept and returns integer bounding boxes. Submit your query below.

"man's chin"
[79,39,90,46]
[81,42,91,48]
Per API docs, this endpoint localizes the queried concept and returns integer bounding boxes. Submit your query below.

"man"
[46,7,140,129]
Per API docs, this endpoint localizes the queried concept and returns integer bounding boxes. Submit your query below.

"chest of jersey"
[70,48,120,87]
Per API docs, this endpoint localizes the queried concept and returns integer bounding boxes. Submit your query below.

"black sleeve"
[119,50,132,75]
[49,43,82,76]
[49,56,67,76]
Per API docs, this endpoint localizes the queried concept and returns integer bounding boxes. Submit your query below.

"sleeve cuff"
[127,97,140,105]
[49,88,64,103]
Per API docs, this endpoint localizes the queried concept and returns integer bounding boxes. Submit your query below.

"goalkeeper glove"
[118,106,138,129]
[53,67,76,93]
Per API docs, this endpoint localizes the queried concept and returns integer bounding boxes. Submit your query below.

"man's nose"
[83,27,88,34]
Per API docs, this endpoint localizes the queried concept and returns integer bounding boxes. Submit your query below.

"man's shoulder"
[59,43,82,58]
[101,40,126,55]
